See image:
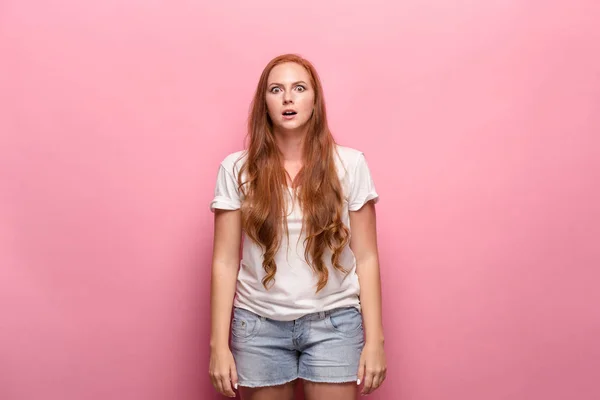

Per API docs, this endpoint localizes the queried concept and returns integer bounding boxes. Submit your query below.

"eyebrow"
[268,81,309,87]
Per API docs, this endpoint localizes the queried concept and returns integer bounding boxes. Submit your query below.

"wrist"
[365,335,385,346]
[209,339,229,350]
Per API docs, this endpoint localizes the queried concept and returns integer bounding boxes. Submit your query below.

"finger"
[209,374,218,392]
[230,363,239,392]
[370,374,382,393]
[364,374,375,395]
[220,375,235,398]
[214,374,226,396]
[361,369,375,395]
[374,369,388,392]
[210,372,222,394]
[357,357,365,386]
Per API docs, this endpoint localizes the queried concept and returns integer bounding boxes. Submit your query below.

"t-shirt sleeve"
[348,153,379,211]
[210,163,242,212]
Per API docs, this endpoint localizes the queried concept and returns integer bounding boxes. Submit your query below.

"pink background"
[1,1,599,399]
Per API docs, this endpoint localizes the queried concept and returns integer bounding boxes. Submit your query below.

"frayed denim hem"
[298,375,359,384]
[237,376,298,388]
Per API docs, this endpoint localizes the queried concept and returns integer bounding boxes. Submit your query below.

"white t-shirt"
[210,145,379,321]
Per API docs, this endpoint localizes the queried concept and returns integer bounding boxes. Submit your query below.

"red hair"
[238,54,349,292]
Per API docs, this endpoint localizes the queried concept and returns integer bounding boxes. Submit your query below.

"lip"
[282,109,298,120]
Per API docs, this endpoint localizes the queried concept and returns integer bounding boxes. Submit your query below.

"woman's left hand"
[357,340,387,395]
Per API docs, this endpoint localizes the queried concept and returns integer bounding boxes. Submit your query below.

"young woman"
[208,54,386,400]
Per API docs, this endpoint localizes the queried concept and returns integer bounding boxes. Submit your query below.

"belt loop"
[319,311,325,319]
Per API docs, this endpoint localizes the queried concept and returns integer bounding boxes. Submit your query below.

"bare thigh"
[239,381,297,400]
[303,381,357,400]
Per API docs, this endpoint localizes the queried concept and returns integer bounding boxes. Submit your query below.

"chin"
[280,120,308,131]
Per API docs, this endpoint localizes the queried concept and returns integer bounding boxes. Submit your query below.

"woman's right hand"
[209,346,239,398]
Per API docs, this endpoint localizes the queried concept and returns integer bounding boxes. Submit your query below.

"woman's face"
[265,62,315,134]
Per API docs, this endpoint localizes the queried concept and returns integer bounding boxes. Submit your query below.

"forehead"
[267,62,312,84]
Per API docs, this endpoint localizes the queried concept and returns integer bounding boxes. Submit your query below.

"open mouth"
[282,111,297,116]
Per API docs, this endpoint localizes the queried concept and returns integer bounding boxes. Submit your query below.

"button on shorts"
[230,306,365,388]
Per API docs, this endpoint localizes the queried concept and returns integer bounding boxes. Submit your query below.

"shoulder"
[219,150,248,175]
[335,145,379,208]
[335,144,364,161]
[334,144,366,173]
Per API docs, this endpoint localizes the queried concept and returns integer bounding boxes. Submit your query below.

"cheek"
[265,97,279,116]
[300,95,315,114]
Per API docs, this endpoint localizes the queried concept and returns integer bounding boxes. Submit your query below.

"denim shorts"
[230,306,365,387]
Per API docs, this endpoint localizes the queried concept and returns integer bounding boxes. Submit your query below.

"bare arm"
[350,201,387,395]
[350,201,384,345]
[209,208,242,398]
[210,208,242,349]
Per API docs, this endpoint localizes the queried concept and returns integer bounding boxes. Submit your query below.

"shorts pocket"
[325,307,364,337]
[231,307,262,342]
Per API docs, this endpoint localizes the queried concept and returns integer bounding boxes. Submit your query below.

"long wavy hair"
[237,54,350,293]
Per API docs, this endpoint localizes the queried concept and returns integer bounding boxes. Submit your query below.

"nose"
[283,90,293,104]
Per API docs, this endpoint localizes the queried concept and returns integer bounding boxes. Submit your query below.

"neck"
[274,128,305,162]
